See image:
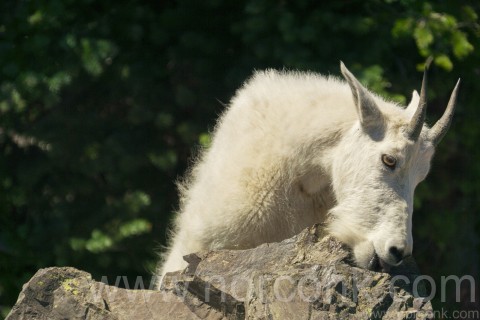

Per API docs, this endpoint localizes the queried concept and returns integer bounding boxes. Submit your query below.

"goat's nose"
[388,246,408,264]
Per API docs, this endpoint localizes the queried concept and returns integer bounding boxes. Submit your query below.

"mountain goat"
[157,62,459,285]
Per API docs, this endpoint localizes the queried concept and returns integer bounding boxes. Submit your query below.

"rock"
[5,267,197,320]
[7,224,433,319]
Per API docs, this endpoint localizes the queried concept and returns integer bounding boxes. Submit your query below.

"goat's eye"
[381,154,397,169]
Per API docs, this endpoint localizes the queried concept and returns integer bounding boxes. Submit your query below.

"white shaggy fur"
[156,63,457,286]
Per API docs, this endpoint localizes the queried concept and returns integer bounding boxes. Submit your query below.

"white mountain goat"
[157,62,459,285]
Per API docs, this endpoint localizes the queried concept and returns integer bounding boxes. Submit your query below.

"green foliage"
[392,3,476,71]
[1,0,479,316]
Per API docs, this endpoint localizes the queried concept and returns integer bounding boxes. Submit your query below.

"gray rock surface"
[7,224,433,319]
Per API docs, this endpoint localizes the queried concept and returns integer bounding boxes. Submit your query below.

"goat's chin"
[353,241,375,267]
[353,241,391,273]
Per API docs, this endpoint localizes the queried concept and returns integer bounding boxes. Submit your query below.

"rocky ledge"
[7,224,433,319]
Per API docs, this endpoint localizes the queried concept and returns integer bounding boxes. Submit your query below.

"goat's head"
[328,62,459,271]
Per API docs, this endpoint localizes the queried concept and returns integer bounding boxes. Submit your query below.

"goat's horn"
[428,79,461,146]
[406,68,428,141]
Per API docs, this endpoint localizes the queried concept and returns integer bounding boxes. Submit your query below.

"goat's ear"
[405,90,420,116]
[340,62,385,133]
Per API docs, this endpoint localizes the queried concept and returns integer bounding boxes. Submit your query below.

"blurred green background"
[0,0,479,317]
